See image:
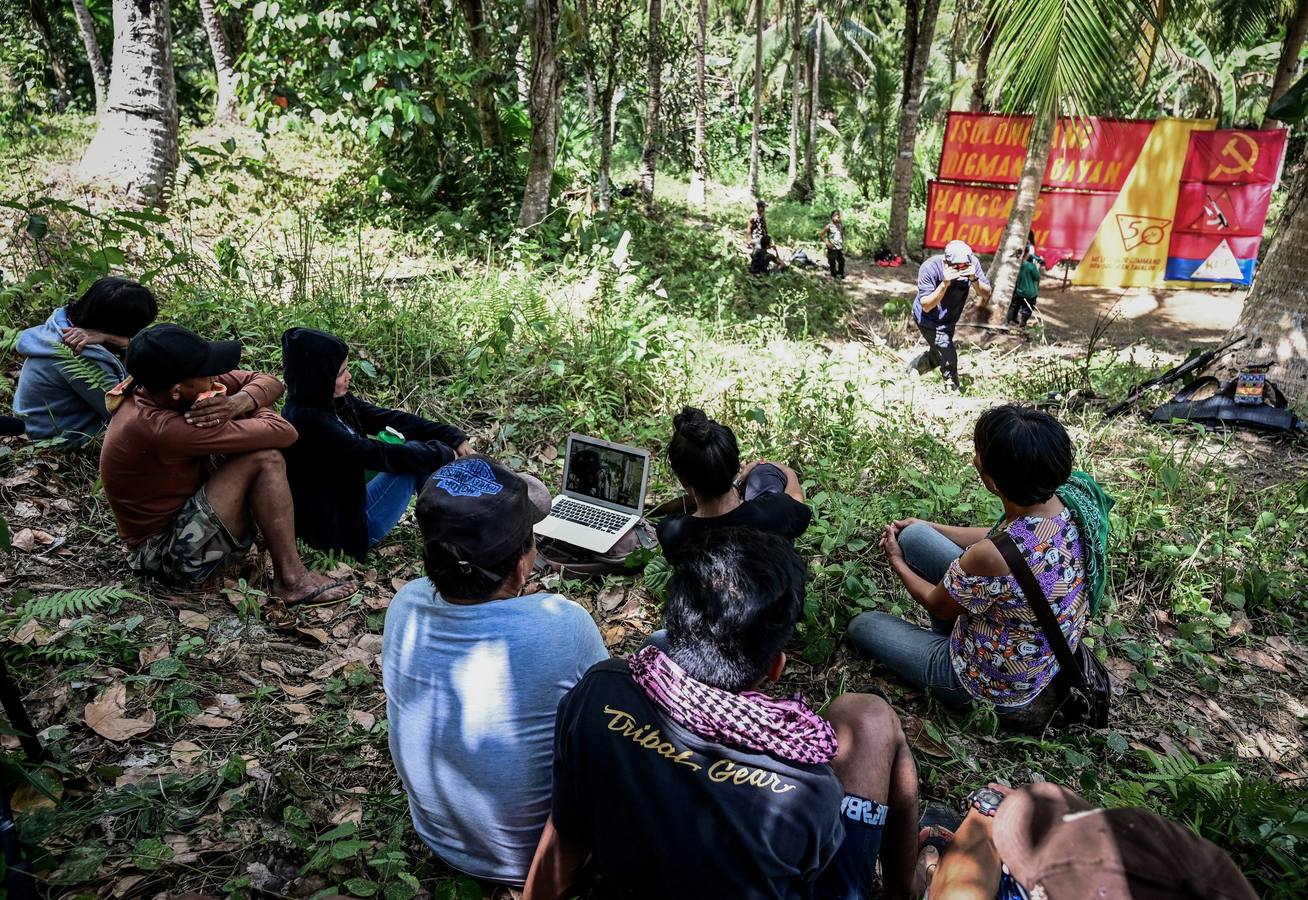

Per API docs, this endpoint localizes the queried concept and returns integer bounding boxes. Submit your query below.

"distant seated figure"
[99,324,354,604]
[13,277,158,444]
[279,327,471,560]
[382,456,608,886]
[523,528,922,899]
[848,405,1111,713]
[656,407,811,559]
[923,781,1256,900]
[749,236,788,275]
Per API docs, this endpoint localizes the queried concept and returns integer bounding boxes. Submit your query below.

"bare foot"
[276,571,356,605]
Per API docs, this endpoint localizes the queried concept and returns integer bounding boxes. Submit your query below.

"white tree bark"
[198,0,238,123]
[802,2,821,192]
[687,0,707,205]
[638,0,664,204]
[748,0,763,197]
[71,0,109,114]
[888,0,942,258]
[79,0,179,210]
[785,0,800,187]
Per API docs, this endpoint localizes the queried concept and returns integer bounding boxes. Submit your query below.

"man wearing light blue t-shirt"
[910,239,992,391]
[381,455,608,886]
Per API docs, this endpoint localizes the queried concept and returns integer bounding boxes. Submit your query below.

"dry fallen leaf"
[284,703,314,724]
[170,740,205,771]
[349,709,376,730]
[903,716,952,758]
[330,794,365,826]
[391,576,408,593]
[260,658,286,677]
[85,683,155,741]
[10,776,62,812]
[280,682,321,699]
[1231,646,1289,674]
[597,587,625,613]
[139,643,171,667]
[295,626,329,645]
[178,609,210,630]
[112,874,148,898]
[364,592,392,611]
[190,694,245,728]
[11,528,55,553]
[9,619,40,645]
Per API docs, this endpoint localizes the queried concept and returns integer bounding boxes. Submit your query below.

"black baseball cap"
[126,324,241,391]
[416,455,551,568]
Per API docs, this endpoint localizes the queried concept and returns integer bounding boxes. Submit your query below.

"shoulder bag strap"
[991,530,1087,691]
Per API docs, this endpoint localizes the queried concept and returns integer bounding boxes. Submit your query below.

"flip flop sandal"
[918,803,963,853]
[282,578,354,607]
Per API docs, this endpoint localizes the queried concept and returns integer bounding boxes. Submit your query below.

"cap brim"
[519,473,552,524]
[195,339,241,378]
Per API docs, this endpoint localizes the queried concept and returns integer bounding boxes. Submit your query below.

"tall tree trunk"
[71,0,109,114]
[887,0,941,259]
[456,0,505,149]
[516,0,537,104]
[970,10,996,112]
[638,0,663,205]
[197,0,238,123]
[1263,0,1308,129]
[985,108,1055,309]
[29,0,71,108]
[803,2,822,191]
[901,0,919,107]
[1223,165,1308,403]
[748,0,764,197]
[517,0,562,228]
[786,0,801,186]
[79,0,178,209]
[688,0,708,204]
[599,87,617,211]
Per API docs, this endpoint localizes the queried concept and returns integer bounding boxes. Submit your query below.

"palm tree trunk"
[456,0,505,149]
[638,0,664,205]
[79,0,179,209]
[1263,0,1308,129]
[801,1,822,193]
[986,108,1056,309]
[786,0,801,186]
[1223,165,1308,403]
[688,0,708,204]
[29,0,71,108]
[887,0,942,259]
[198,0,238,123]
[748,0,764,197]
[970,10,996,112]
[71,0,109,114]
[518,0,562,228]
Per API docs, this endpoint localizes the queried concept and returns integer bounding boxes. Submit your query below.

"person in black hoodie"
[280,328,471,560]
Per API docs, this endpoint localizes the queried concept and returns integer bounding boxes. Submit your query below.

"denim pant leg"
[365,471,425,547]
[897,522,965,635]
[847,612,973,708]
[742,462,788,501]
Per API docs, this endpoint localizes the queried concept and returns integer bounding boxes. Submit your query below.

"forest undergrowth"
[0,124,1306,899]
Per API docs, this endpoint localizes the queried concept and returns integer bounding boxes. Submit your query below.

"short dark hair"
[665,528,807,693]
[973,405,1073,506]
[667,406,740,498]
[67,277,159,338]
[831,209,840,219]
[422,532,534,602]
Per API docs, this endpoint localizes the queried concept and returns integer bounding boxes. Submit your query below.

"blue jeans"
[848,523,975,707]
[365,471,427,547]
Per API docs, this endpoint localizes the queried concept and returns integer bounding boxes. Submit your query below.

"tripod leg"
[0,657,44,763]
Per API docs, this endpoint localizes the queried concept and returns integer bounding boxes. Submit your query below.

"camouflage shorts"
[128,487,252,583]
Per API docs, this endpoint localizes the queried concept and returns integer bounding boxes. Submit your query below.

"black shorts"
[814,794,888,900]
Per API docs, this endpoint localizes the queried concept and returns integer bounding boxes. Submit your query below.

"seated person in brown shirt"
[99,324,354,604]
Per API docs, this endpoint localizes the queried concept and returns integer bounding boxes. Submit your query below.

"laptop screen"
[564,436,646,512]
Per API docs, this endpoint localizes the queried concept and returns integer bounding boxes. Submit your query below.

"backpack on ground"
[535,519,659,578]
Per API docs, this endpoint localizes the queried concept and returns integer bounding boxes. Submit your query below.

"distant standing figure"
[820,210,846,279]
[909,239,992,391]
[1007,237,1046,328]
[746,199,769,250]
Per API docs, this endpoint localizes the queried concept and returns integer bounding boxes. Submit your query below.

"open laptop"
[534,433,650,553]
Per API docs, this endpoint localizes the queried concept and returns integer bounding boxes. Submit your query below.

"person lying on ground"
[382,456,608,887]
[279,327,471,561]
[13,277,158,445]
[908,240,992,391]
[523,528,923,900]
[99,323,354,604]
[848,404,1112,714]
[920,782,1256,900]
[819,209,846,280]
[656,406,811,560]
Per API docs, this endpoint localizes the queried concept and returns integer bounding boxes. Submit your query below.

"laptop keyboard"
[551,497,630,534]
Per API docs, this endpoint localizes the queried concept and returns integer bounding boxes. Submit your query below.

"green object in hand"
[366,427,406,481]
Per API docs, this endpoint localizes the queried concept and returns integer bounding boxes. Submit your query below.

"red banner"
[925,181,1116,260]
[1172,183,1273,236]
[938,112,1154,191]
[1179,130,1287,184]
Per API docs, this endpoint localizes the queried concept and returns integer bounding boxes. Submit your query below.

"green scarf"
[992,470,1114,615]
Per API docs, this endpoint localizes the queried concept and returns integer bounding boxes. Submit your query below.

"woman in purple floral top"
[849,405,1089,710]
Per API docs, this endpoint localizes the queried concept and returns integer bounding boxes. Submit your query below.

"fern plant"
[18,586,140,624]
[51,341,118,392]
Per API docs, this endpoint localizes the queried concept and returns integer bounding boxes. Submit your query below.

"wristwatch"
[966,787,1005,817]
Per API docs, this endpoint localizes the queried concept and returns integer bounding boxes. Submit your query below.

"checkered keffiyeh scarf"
[628,645,839,765]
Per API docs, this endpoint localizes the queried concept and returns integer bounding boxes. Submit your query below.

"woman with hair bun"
[656,406,812,559]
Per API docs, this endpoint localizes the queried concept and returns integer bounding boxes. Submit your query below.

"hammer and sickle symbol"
[1207,133,1258,179]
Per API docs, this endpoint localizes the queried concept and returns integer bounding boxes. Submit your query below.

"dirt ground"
[842,257,1245,354]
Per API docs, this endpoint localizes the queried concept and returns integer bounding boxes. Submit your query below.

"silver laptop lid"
[560,433,650,515]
